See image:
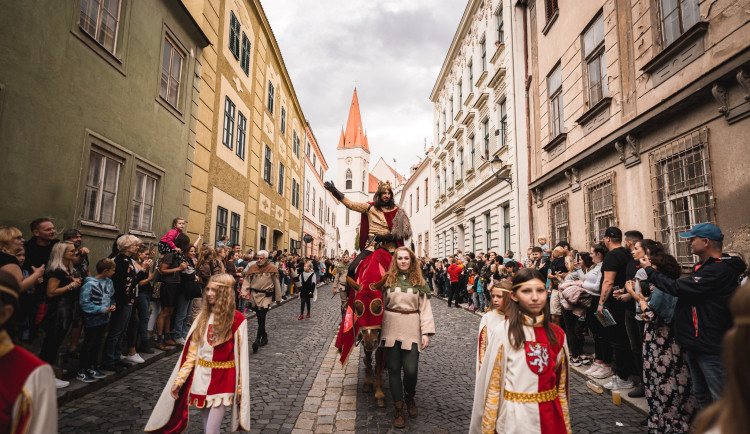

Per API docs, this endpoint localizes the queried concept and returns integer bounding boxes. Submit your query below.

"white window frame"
[82,149,123,226]
[131,169,158,233]
[79,0,122,54]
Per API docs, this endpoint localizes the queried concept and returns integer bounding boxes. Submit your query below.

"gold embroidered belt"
[385,307,419,315]
[504,387,558,403]
[198,358,235,369]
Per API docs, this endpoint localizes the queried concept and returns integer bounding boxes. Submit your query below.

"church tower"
[337,89,370,254]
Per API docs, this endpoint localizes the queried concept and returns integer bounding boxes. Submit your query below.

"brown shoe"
[393,401,406,428]
[154,342,173,351]
[164,339,178,346]
[404,392,418,418]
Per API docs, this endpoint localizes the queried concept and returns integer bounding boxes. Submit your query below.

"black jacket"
[645,255,746,354]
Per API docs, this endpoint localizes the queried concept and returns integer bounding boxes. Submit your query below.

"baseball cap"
[679,223,723,241]
[603,227,622,239]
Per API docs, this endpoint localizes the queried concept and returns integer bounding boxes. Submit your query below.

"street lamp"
[480,155,513,188]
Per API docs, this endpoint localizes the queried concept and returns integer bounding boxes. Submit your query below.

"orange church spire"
[337,89,370,152]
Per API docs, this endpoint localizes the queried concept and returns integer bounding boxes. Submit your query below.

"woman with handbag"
[624,240,697,433]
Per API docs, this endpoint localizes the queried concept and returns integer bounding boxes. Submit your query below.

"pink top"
[160,229,182,249]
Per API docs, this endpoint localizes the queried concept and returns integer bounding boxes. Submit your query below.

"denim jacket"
[80,276,115,327]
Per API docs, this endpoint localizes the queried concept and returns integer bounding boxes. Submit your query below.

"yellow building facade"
[186,0,304,252]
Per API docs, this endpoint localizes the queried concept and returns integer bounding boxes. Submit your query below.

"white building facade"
[429,0,530,259]
[399,157,433,258]
[302,123,329,258]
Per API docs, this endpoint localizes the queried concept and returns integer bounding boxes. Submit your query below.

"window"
[459,148,464,179]
[450,159,455,185]
[313,154,317,167]
[499,99,507,148]
[483,119,490,157]
[79,0,122,53]
[424,231,429,257]
[345,169,352,190]
[436,174,441,197]
[216,206,228,244]
[496,7,504,43]
[424,179,428,205]
[82,149,122,225]
[458,79,463,103]
[240,32,251,75]
[305,180,310,210]
[416,187,420,212]
[229,212,240,246]
[442,167,447,193]
[320,168,323,179]
[280,107,286,135]
[259,225,267,250]
[291,179,299,208]
[131,170,157,232]
[228,11,240,60]
[470,135,475,168]
[443,231,448,257]
[481,38,487,72]
[545,0,559,22]
[650,128,713,267]
[449,97,454,125]
[159,37,183,109]
[484,212,492,251]
[442,111,446,134]
[345,209,350,225]
[222,96,235,150]
[292,130,300,158]
[319,199,324,223]
[502,204,511,253]
[267,81,274,114]
[263,145,272,184]
[548,65,564,138]
[236,112,246,160]
[584,173,617,245]
[583,15,607,106]
[661,0,700,46]
[468,61,473,87]
[361,171,365,191]
[305,140,311,156]
[470,218,476,253]
[312,188,316,215]
[409,194,413,216]
[278,163,284,195]
[549,197,569,248]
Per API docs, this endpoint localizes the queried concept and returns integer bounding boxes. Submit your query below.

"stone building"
[186,0,305,253]
[429,0,530,259]
[521,0,750,266]
[302,123,329,258]
[0,0,209,257]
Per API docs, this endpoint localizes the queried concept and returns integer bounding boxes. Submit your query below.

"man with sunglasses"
[640,223,746,407]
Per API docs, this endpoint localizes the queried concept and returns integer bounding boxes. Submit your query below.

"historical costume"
[470,314,571,434]
[475,308,506,375]
[145,297,250,432]
[240,256,281,353]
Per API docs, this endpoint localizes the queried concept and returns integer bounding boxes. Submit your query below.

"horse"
[337,247,392,408]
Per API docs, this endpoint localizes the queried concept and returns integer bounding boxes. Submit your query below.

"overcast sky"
[261,0,467,180]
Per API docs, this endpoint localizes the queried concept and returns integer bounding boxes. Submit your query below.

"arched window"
[362,171,366,191]
[345,169,352,190]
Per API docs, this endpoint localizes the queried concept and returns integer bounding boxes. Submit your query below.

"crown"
[377,180,392,190]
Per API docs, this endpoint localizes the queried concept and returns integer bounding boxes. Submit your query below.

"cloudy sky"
[261,0,467,180]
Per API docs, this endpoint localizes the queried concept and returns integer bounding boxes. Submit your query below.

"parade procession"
[2,0,750,433]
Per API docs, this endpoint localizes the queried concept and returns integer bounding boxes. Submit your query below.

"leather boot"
[259,334,268,347]
[404,392,418,418]
[393,402,406,428]
[252,340,259,354]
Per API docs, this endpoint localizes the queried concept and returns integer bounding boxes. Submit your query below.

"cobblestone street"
[58,286,646,433]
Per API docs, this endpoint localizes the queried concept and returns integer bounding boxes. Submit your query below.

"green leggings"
[385,341,420,403]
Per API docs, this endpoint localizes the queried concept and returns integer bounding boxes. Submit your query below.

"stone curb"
[57,291,305,408]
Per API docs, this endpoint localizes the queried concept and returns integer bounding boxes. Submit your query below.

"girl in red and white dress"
[0,270,58,434]
[470,268,571,434]
[146,274,250,433]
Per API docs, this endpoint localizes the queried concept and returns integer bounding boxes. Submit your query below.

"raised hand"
[324,181,345,201]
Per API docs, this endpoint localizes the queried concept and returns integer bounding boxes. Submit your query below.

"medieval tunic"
[380,275,435,352]
[0,330,57,434]
[470,314,571,434]
[241,262,281,309]
[475,309,506,375]
[341,198,404,252]
[145,311,250,433]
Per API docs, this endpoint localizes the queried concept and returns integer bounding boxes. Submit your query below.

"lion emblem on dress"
[525,342,551,375]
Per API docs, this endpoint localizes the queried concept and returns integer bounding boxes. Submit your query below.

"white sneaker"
[603,377,634,390]
[590,365,614,379]
[124,353,145,364]
[175,337,186,345]
[584,362,601,376]
[55,378,70,389]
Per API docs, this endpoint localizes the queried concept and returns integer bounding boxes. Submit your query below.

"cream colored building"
[302,123,329,258]
[522,0,750,267]
[399,157,433,258]
[186,0,305,253]
[429,0,530,259]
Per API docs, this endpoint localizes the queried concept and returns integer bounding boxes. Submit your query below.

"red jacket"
[447,264,463,282]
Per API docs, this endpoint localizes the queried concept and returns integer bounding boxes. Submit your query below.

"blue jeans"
[685,350,724,407]
[102,304,133,365]
[174,293,191,340]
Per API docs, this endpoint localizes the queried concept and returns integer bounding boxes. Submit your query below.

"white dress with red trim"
[470,314,571,434]
[145,311,250,433]
[0,330,57,434]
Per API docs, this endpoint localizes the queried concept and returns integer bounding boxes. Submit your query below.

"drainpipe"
[519,0,535,248]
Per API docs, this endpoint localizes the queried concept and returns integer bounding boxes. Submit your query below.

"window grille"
[584,173,617,245]
[649,127,713,267]
[548,196,569,248]
[79,0,121,53]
